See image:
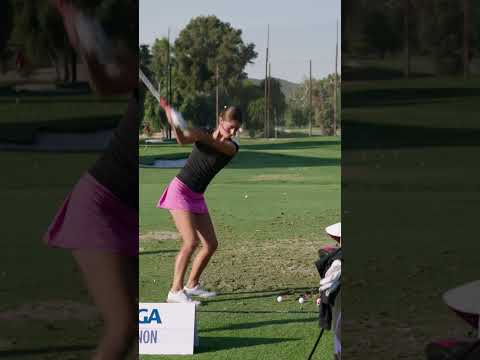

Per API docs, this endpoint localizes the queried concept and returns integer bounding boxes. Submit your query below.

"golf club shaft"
[139,68,161,102]
[307,328,324,360]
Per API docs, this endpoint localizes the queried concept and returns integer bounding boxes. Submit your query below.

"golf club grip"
[139,68,161,102]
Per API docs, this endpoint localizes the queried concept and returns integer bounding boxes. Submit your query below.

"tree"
[364,10,402,58]
[143,91,167,133]
[286,74,339,135]
[174,16,257,97]
[247,98,265,137]
[139,44,152,68]
[288,107,308,128]
[150,37,175,101]
[0,1,14,73]
[179,94,215,128]
[9,0,137,82]
[259,77,287,137]
[229,79,264,130]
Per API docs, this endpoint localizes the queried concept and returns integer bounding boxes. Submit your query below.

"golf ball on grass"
[276,296,283,303]
[298,297,305,304]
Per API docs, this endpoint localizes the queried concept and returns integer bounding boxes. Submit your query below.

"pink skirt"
[157,176,209,214]
[43,172,138,256]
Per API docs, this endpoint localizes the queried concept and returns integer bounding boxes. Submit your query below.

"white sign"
[139,303,198,355]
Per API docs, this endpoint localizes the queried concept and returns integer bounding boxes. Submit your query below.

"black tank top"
[176,129,239,193]
[88,90,139,210]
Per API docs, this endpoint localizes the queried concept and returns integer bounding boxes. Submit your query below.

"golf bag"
[315,247,342,330]
[307,246,342,359]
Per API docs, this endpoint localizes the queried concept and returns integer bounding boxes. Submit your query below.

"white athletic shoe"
[184,284,217,298]
[167,290,201,306]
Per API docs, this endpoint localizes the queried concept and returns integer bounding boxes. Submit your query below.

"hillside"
[247,77,300,97]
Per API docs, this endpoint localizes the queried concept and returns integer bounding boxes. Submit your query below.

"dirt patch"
[0,301,98,321]
[140,231,179,242]
[203,237,333,292]
[251,174,305,182]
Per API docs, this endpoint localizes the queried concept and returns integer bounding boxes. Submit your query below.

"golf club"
[139,68,188,131]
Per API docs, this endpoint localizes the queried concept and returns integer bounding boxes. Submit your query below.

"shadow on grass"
[342,121,480,149]
[206,290,318,304]
[0,344,95,358]
[343,87,480,108]
[231,152,339,168]
[140,250,177,255]
[343,65,431,81]
[218,287,317,296]
[139,151,339,169]
[199,310,318,315]
[195,336,300,353]
[201,317,317,333]
[0,117,119,144]
[241,140,340,151]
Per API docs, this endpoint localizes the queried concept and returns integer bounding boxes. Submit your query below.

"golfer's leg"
[170,209,199,292]
[186,212,218,288]
[72,249,137,360]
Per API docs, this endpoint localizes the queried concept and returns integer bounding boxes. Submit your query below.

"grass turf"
[342,76,480,358]
[0,151,102,359]
[0,92,127,143]
[139,136,340,359]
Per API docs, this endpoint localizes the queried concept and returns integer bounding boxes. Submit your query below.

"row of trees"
[140,16,264,135]
[141,15,340,137]
[0,0,137,82]
[287,74,340,135]
[343,0,477,76]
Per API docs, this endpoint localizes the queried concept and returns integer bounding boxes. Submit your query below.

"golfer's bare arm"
[171,126,237,157]
[192,129,237,156]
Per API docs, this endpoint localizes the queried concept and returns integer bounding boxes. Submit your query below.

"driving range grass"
[139,136,340,359]
[0,90,127,143]
[342,76,480,358]
[0,87,128,358]
[0,151,103,359]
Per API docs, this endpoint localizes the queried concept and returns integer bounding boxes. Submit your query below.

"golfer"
[158,103,242,305]
[44,1,138,359]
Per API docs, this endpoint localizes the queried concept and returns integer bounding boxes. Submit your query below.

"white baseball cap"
[325,222,341,240]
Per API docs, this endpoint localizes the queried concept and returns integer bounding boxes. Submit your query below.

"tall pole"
[404,0,410,78]
[268,62,271,138]
[273,64,278,138]
[464,0,471,79]
[309,59,312,136]
[333,19,338,136]
[264,25,269,138]
[216,63,219,126]
[167,27,172,139]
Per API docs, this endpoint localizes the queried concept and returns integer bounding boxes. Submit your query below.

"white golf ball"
[244,194,248,199]
[298,297,305,304]
[276,296,283,303]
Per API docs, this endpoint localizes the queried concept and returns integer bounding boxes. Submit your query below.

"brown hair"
[220,106,243,124]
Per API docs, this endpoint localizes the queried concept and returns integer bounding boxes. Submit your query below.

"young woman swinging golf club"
[157,100,242,305]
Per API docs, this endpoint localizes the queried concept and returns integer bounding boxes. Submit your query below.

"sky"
[139,0,340,84]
